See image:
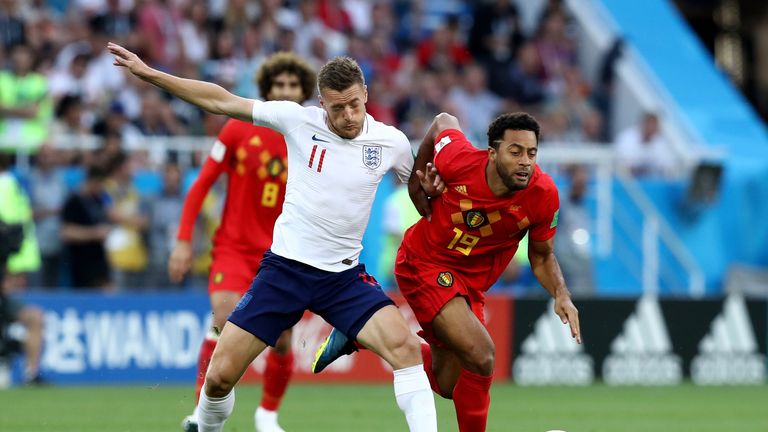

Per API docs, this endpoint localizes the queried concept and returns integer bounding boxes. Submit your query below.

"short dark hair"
[487,112,541,149]
[256,52,316,103]
[56,94,82,118]
[317,56,364,93]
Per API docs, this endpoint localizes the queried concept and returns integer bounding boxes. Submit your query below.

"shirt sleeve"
[432,128,477,183]
[250,99,306,135]
[176,125,230,241]
[391,131,414,183]
[528,183,560,242]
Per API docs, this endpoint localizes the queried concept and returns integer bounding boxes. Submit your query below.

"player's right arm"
[409,113,461,220]
[108,42,253,122]
[167,129,230,282]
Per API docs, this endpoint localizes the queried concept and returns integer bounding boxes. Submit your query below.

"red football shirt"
[177,119,287,256]
[400,128,560,291]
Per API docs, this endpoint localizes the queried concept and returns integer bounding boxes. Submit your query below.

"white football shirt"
[251,99,413,271]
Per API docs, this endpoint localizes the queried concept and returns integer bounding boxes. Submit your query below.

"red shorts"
[394,246,486,348]
[208,247,265,295]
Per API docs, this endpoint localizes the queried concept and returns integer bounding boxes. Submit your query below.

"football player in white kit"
[108,42,441,432]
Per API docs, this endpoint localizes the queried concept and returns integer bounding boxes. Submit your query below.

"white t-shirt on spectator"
[615,126,676,177]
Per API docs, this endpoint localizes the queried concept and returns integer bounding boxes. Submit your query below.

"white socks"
[393,364,438,432]
[255,406,286,432]
[197,385,235,432]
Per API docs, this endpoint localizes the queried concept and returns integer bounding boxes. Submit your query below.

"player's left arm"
[408,113,459,220]
[528,238,581,344]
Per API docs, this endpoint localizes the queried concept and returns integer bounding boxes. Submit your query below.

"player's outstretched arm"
[529,238,582,344]
[108,42,253,122]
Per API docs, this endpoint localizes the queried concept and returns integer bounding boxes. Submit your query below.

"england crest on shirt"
[363,145,382,169]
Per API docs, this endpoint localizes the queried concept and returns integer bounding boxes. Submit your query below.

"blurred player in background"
[314,112,581,431]
[110,41,442,432]
[167,52,316,432]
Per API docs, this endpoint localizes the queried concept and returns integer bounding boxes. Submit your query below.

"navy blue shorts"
[228,250,394,346]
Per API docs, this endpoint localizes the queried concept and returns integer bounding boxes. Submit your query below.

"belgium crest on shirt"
[363,145,382,169]
[465,210,487,228]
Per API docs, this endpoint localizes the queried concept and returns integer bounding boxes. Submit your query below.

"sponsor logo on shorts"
[234,292,252,312]
[214,272,224,284]
[437,271,454,288]
[465,210,486,228]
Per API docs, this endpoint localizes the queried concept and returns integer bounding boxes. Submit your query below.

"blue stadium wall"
[598,0,768,294]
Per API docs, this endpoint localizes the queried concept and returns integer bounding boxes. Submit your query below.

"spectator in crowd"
[448,63,504,146]
[506,41,547,107]
[0,44,52,152]
[0,152,44,384]
[468,0,524,64]
[533,6,577,96]
[615,112,676,177]
[0,153,41,291]
[147,162,185,288]
[103,151,149,290]
[378,182,422,288]
[91,101,142,143]
[134,90,186,137]
[48,50,92,103]
[29,144,66,289]
[136,0,183,71]
[177,0,211,65]
[60,162,113,290]
[0,0,26,49]
[555,165,594,296]
[92,0,136,41]
[394,70,448,140]
[50,94,89,138]
[416,19,471,72]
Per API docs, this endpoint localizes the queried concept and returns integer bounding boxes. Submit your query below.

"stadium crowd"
[0,0,661,292]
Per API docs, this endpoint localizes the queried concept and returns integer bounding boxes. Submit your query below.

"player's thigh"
[356,305,421,369]
[432,296,495,367]
[206,321,268,393]
[273,328,293,355]
[210,290,243,331]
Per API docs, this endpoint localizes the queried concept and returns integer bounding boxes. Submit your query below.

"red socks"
[453,368,492,432]
[260,350,295,411]
[420,343,442,395]
[194,337,218,404]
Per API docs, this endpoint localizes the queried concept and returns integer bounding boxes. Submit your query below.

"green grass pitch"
[1,383,767,431]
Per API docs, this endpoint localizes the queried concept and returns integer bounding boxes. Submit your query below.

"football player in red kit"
[168,52,316,432]
[314,112,581,432]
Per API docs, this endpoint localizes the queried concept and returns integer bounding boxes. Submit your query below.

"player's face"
[319,84,368,139]
[490,129,538,192]
[266,72,305,103]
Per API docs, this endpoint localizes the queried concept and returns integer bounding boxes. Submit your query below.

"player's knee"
[463,341,495,376]
[388,333,422,369]
[204,369,237,397]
